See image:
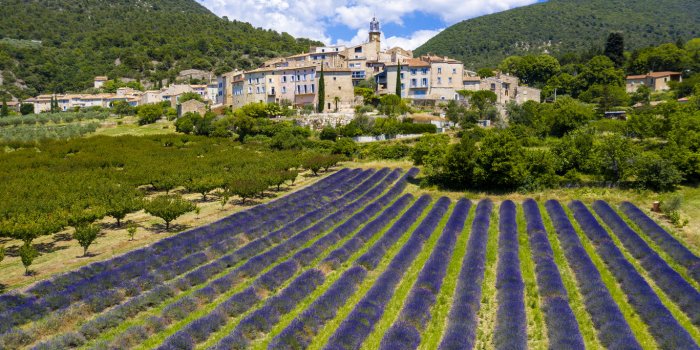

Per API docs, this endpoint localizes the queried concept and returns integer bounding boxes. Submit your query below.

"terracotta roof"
[405,58,430,67]
[319,67,351,72]
[463,76,481,82]
[94,76,108,81]
[627,71,681,80]
[647,71,681,78]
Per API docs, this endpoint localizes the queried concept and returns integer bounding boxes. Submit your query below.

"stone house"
[178,99,207,118]
[626,72,682,93]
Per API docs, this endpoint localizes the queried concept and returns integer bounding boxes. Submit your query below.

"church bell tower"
[369,17,380,43]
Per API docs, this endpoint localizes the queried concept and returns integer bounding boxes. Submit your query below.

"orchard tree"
[227,178,268,205]
[186,176,223,201]
[145,194,196,230]
[104,188,143,226]
[19,243,38,276]
[0,245,4,264]
[73,224,100,257]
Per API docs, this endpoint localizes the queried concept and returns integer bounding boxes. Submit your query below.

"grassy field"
[91,116,178,136]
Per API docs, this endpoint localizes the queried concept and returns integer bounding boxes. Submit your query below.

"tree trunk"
[83,247,89,257]
[165,221,170,230]
[116,217,121,227]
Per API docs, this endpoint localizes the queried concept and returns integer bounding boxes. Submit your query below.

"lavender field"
[0,168,698,350]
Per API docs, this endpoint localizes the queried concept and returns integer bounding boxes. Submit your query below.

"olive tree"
[145,194,196,230]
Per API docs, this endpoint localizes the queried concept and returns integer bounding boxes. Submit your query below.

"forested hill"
[415,0,700,69]
[0,0,321,97]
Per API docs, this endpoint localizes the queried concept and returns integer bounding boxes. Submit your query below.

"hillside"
[0,0,321,97]
[415,0,700,69]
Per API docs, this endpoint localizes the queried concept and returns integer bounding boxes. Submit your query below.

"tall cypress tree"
[604,32,625,67]
[317,65,325,113]
[395,61,402,97]
[1,95,8,117]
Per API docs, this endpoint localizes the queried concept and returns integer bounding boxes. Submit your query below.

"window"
[248,87,252,94]
[311,84,315,93]
[437,77,442,84]
[411,79,417,87]
[421,68,428,75]
[282,76,287,83]
[422,78,428,86]
[490,83,496,91]
[248,78,252,84]
[282,86,286,93]
[269,78,272,83]
[400,73,404,79]
[411,69,417,75]
[400,83,405,91]
[355,47,362,53]
[437,67,442,74]
[448,77,452,84]
[452,68,457,74]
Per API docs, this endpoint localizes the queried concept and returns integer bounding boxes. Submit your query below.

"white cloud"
[384,29,445,50]
[198,0,539,46]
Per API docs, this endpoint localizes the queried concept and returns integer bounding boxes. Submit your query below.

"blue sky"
[199,0,544,49]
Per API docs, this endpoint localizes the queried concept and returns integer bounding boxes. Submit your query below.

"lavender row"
[545,200,641,349]
[31,169,398,347]
[438,199,492,350]
[0,168,365,327]
[324,197,451,350]
[593,200,700,325]
[232,169,401,279]
[325,193,426,269]
[291,173,417,268]
[620,201,700,283]
[569,201,698,350]
[267,194,419,349]
[156,262,303,350]
[269,266,368,349]
[493,201,527,350]
[354,195,433,270]
[210,269,327,350]
[523,199,584,350]
[128,169,407,349]
[380,199,471,350]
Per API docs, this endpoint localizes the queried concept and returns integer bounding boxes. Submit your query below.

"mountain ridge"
[415,0,700,69]
[0,0,321,96]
